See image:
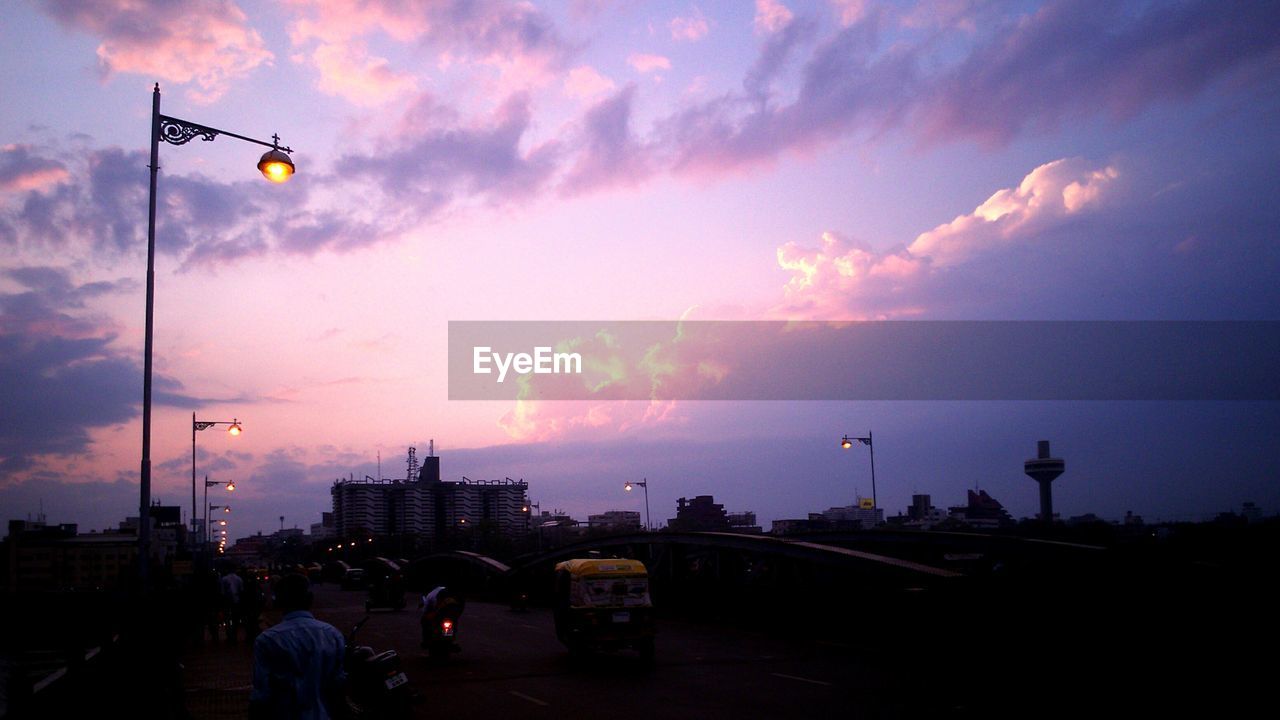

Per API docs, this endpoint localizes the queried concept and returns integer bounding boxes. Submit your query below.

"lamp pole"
[137,83,294,588]
[840,432,877,522]
[204,476,235,546]
[193,416,242,539]
[625,479,650,531]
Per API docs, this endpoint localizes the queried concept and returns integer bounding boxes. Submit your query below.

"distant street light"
[204,476,235,547]
[840,432,878,521]
[193,415,242,539]
[624,479,651,531]
[138,82,294,589]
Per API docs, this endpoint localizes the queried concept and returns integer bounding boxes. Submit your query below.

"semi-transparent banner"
[447,321,1280,401]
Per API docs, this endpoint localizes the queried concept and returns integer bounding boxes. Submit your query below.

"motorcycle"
[345,614,412,718]
[420,587,465,661]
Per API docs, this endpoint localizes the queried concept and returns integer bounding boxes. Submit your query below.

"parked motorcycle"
[345,614,412,718]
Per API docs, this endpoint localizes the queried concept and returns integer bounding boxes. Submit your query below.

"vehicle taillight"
[441,620,453,631]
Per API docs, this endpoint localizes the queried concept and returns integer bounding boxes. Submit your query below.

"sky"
[2,0,1279,539]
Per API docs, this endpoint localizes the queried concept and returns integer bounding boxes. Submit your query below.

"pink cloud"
[41,0,272,102]
[305,42,418,106]
[908,158,1119,266]
[774,158,1119,319]
[0,145,68,193]
[498,399,679,443]
[670,8,710,41]
[285,0,573,98]
[775,232,925,320]
[830,0,868,27]
[563,65,616,100]
[755,0,794,35]
[628,53,672,74]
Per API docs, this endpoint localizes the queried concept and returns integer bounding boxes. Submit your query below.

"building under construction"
[331,445,529,542]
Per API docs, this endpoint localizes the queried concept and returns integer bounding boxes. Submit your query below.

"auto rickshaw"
[363,557,406,611]
[553,558,655,659]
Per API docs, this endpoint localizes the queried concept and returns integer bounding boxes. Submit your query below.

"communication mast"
[406,446,419,482]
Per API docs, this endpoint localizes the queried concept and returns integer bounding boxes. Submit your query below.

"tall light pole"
[840,432,877,523]
[624,479,650,531]
[204,476,235,546]
[193,415,242,538]
[138,83,294,588]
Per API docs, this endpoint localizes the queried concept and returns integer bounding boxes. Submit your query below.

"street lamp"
[193,416,242,538]
[840,432,878,522]
[624,479,651,531]
[138,82,293,588]
[203,476,235,547]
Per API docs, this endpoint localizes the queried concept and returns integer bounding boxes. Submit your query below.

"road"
[310,584,956,719]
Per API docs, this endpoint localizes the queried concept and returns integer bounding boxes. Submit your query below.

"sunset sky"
[2,0,1279,538]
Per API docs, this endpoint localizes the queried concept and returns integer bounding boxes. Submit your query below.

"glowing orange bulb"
[257,149,294,183]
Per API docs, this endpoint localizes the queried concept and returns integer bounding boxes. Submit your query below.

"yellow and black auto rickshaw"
[553,558,655,659]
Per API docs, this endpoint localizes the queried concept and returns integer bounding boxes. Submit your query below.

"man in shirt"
[250,573,346,720]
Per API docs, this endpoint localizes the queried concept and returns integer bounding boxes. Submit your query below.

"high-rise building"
[667,496,730,532]
[331,448,529,542]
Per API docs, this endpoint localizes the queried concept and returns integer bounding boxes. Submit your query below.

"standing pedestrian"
[249,573,345,719]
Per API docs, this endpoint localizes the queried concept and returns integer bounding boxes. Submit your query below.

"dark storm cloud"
[0,267,200,473]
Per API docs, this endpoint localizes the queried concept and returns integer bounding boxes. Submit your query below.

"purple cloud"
[560,85,652,195]
[0,145,68,192]
[336,93,561,215]
[916,0,1280,145]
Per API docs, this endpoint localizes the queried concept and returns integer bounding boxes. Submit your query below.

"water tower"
[1024,440,1064,522]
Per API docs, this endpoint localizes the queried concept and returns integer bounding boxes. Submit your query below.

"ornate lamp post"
[840,432,878,522]
[137,84,293,588]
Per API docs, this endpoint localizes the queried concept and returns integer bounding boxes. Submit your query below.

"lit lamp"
[839,432,878,522]
[138,81,293,589]
[257,137,295,182]
[624,479,651,531]
[192,415,242,547]
[204,476,236,547]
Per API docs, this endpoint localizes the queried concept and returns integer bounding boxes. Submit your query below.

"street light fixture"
[840,432,878,522]
[203,476,236,547]
[137,82,293,588]
[193,415,242,540]
[624,479,651,531]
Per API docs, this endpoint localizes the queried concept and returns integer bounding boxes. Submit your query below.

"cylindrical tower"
[1024,440,1065,522]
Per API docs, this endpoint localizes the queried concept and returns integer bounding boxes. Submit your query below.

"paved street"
[183,583,956,719]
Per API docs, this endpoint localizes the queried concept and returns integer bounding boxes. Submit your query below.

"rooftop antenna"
[377,450,381,482]
[406,446,419,482]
